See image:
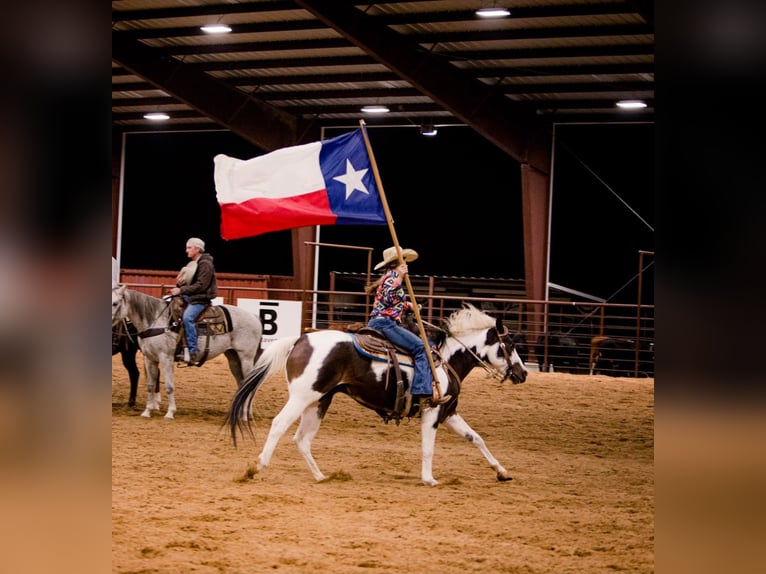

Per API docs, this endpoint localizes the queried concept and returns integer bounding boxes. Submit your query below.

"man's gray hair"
[186,237,205,251]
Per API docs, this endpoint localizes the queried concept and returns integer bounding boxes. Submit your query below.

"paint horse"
[112,282,263,419]
[226,304,528,486]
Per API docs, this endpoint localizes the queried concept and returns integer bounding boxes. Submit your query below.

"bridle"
[434,322,519,383]
[112,287,173,339]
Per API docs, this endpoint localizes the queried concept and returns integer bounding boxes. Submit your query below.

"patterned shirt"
[369,269,408,322]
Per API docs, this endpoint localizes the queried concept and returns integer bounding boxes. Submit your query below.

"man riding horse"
[168,237,217,365]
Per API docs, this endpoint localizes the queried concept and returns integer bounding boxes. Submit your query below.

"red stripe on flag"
[219,189,337,239]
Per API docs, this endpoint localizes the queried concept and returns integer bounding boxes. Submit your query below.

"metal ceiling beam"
[151,38,651,59]
[403,25,652,44]
[113,62,653,94]
[112,31,306,151]
[375,2,643,24]
[112,1,296,22]
[118,21,650,43]
[294,0,550,171]
[115,19,326,40]
[625,0,655,26]
[112,1,640,25]
[153,38,351,56]
[113,80,651,108]
[442,45,653,61]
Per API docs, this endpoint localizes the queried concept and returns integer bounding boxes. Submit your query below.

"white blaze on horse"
[111,282,263,419]
[225,304,528,486]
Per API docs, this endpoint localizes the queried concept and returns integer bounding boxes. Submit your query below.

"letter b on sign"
[260,307,278,335]
[235,299,302,347]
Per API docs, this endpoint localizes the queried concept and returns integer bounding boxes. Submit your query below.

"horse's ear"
[495,317,503,332]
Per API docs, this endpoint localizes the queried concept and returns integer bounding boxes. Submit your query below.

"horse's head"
[112,283,128,325]
[494,318,528,384]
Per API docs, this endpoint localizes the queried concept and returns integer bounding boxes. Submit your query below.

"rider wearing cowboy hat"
[366,246,451,408]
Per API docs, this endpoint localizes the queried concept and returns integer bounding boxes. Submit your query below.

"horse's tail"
[225,334,300,446]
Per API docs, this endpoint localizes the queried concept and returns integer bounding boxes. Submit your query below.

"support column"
[291,226,316,293]
[520,162,550,347]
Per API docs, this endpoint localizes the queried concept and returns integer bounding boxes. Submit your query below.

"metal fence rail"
[122,282,654,378]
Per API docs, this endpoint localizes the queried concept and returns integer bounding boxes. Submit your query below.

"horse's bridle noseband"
[494,327,518,383]
[442,324,521,383]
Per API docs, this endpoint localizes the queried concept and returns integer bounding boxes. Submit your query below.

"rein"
[113,318,137,345]
[139,299,173,338]
[440,325,514,382]
[119,291,173,339]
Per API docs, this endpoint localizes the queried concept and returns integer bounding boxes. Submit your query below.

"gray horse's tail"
[225,335,300,446]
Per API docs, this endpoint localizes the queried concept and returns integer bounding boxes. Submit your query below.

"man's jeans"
[182,302,206,353]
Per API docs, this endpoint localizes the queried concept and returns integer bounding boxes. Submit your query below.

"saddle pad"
[352,334,414,368]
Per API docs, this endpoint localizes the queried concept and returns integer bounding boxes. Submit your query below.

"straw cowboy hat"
[374,246,419,270]
[176,261,198,286]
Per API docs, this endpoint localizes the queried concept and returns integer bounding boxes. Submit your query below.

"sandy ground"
[112,353,654,574]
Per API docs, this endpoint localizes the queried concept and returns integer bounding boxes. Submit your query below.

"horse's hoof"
[141,410,151,418]
[422,478,438,487]
[164,413,175,420]
[496,473,513,482]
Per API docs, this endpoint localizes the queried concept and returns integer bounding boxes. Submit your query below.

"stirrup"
[431,393,451,406]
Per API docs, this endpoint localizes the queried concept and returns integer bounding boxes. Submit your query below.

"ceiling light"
[143,112,170,121]
[476,7,510,17]
[361,105,390,113]
[200,24,232,34]
[616,100,647,109]
[420,124,438,137]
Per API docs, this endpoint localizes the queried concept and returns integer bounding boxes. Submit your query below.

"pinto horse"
[225,304,528,486]
[112,282,263,419]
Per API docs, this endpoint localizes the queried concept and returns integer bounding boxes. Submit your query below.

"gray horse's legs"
[142,359,161,418]
[224,349,245,384]
[442,413,512,481]
[292,407,326,481]
[160,356,176,419]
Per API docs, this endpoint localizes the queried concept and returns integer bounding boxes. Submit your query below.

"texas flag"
[214,129,387,239]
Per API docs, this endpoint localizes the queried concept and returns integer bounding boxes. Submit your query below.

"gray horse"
[112,282,263,419]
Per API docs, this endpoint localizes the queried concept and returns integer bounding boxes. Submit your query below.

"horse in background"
[535,332,585,373]
[225,303,528,486]
[112,319,143,407]
[590,336,654,377]
[112,283,263,419]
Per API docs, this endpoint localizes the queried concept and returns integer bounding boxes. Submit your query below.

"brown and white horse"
[225,304,528,486]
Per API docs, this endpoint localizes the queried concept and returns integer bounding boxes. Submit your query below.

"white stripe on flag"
[214,141,324,204]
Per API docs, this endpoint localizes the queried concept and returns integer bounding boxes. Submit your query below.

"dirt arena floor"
[112,353,654,574]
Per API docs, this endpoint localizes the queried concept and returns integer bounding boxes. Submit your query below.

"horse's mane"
[125,288,165,320]
[443,304,496,337]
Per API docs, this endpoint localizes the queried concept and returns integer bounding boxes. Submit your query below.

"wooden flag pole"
[358,120,444,400]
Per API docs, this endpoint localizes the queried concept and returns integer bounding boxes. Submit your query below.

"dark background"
[119,122,653,304]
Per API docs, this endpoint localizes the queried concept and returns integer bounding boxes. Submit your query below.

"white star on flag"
[333,159,370,199]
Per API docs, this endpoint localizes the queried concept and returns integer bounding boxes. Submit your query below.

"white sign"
[236,298,302,346]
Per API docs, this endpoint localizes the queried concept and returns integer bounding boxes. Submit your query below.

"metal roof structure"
[112,0,654,323]
[112,0,653,165]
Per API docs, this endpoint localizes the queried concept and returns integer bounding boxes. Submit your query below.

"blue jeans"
[367,316,432,395]
[182,302,206,353]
